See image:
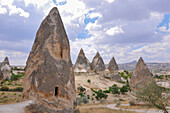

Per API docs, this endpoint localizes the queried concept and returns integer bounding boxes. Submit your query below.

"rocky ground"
[0,69,169,113]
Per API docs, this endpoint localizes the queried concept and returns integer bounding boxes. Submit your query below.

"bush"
[77,86,86,93]
[129,101,136,106]
[11,72,25,81]
[82,96,89,104]
[100,99,105,104]
[120,85,128,94]
[1,92,5,95]
[91,89,108,100]
[1,80,7,85]
[0,86,9,91]
[3,96,8,98]
[87,79,91,83]
[13,87,23,92]
[109,84,120,94]
[7,82,12,85]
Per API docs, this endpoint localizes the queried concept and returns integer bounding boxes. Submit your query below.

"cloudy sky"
[0,0,170,65]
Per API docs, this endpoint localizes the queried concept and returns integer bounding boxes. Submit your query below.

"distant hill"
[117,61,170,72]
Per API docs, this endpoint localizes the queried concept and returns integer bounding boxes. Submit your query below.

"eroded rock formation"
[130,57,154,90]
[108,57,119,73]
[23,7,76,113]
[0,57,11,80]
[74,48,91,72]
[91,52,105,71]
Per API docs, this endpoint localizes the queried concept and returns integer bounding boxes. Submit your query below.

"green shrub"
[13,87,23,92]
[87,79,91,83]
[120,85,128,94]
[1,92,5,95]
[77,86,86,93]
[0,86,9,91]
[3,96,8,98]
[100,99,105,103]
[109,84,120,94]
[14,93,16,95]
[128,74,132,79]
[91,89,108,100]
[7,82,12,85]
[103,90,110,93]
[11,72,25,81]
[1,80,7,85]
[19,95,21,97]
[119,98,125,101]
[82,96,89,104]
[87,95,90,99]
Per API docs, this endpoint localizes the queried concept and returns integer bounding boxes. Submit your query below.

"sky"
[0,0,170,65]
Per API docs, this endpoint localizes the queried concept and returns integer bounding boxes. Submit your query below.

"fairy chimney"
[23,7,76,112]
[0,57,11,80]
[130,57,154,90]
[108,57,119,73]
[91,52,105,71]
[74,48,91,72]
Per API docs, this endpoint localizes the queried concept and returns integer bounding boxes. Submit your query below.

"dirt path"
[81,104,170,113]
[0,100,33,113]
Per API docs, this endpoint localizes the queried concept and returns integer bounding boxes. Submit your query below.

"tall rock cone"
[130,57,154,90]
[108,57,119,73]
[23,7,76,112]
[91,52,105,71]
[0,57,11,80]
[74,48,91,72]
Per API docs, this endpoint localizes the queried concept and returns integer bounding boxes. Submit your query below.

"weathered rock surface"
[108,57,119,73]
[130,57,154,90]
[0,57,11,80]
[74,48,91,72]
[91,52,106,71]
[23,7,76,113]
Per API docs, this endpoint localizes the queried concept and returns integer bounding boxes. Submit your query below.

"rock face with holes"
[91,52,105,71]
[130,57,154,90]
[0,57,11,80]
[108,57,119,73]
[74,48,91,72]
[23,7,76,113]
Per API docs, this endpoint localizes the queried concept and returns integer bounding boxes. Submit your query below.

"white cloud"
[0,50,28,65]
[106,0,115,3]
[0,0,30,18]
[0,5,7,14]
[105,26,124,36]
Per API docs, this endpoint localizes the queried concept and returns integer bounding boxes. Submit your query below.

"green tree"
[136,82,170,113]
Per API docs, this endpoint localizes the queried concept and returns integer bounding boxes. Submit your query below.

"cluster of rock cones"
[74,49,119,73]
[22,7,154,113]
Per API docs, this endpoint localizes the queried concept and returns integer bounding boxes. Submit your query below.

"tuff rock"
[91,52,105,71]
[74,48,91,72]
[108,57,119,73]
[130,57,154,90]
[23,7,76,113]
[0,57,11,80]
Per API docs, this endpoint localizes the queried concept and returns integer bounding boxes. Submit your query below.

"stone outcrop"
[23,7,76,113]
[91,52,105,71]
[108,57,119,73]
[130,57,154,90]
[74,48,91,72]
[0,57,11,80]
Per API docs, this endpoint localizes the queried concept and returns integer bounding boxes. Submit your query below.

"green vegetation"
[11,72,24,81]
[0,86,23,92]
[87,79,91,83]
[109,84,120,94]
[91,89,108,100]
[136,82,170,113]
[0,86,9,91]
